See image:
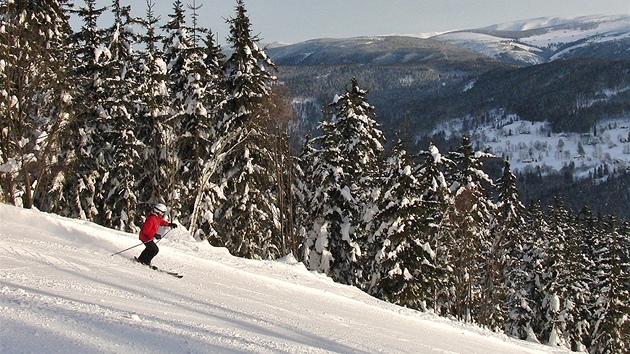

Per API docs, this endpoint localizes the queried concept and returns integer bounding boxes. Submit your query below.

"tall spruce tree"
[416,143,454,314]
[185,29,225,240]
[589,216,630,354]
[162,0,219,232]
[564,206,597,351]
[161,0,193,220]
[99,0,142,231]
[444,135,495,322]
[374,141,449,310]
[0,0,72,209]
[372,139,427,307]
[58,0,109,221]
[134,0,171,213]
[303,78,385,286]
[508,201,549,342]
[484,159,526,330]
[540,197,572,348]
[211,0,280,259]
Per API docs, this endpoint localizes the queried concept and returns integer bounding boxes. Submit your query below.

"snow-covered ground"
[433,115,630,179]
[0,203,571,353]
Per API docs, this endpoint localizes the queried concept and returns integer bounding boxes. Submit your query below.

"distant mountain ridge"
[269,35,496,66]
[432,15,630,65]
[268,15,630,65]
[267,14,630,134]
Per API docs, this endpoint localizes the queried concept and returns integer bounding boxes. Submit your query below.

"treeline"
[0,0,293,255]
[1,1,628,353]
[296,79,629,353]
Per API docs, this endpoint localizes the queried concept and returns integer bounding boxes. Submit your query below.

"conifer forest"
[0,1,628,352]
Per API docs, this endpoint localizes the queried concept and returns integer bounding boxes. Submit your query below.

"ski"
[133,257,183,278]
[153,267,183,278]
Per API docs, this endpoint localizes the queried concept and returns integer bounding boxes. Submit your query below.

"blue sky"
[89,0,630,44]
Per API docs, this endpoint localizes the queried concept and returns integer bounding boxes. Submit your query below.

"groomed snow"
[0,204,571,353]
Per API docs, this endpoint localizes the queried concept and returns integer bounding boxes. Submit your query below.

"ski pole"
[111,242,144,256]
[110,228,175,256]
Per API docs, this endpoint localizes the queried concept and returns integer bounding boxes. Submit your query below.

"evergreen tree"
[303,78,385,286]
[162,0,219,233]
[564,206,597,351]
[134,0,171,213]
[415,142,453,313]
[540,197,572,348]
[444,135,495,322]
[301,125,342,275]
[509,201,549,342]
[58,0,109,220]
[99,0,143,231]
[589,216,630,354]
[372,140,427,307]
[295,134,317,264]
[374,141,449,310]
[161,0,193,220]
[484,160,526,330]
[185,29,226,240]
[211,0,280,259]
[0,0,73,209]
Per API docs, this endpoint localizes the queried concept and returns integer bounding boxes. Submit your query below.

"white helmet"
[153,203,167,214]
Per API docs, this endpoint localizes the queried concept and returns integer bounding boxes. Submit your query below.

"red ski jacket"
[139,212,171,242]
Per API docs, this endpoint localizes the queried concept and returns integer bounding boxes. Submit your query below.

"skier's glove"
[154,234,162,240]
[169,223,177,228]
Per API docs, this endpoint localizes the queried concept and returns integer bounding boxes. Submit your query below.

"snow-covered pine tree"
[295,134,317,264]
[540,196,572,348]
[483,159,526,331]
[371,139,422,303]
[0,0,72,209]
[444,135,495,323]
[588,216,630,354]
[99,0,143,232]
[184,29,226,240]
[301,128,342,275]
[509,201,549,342]
[211,0,280,259]
[373,140,445,310]
[303,78,385,287]
[58,0,110,221]
[161,0,194,221]
[416,143,454,314]
[297,103,335,269]
[563,206,598,351]
[134,0,171,213]
[162,0,220,235]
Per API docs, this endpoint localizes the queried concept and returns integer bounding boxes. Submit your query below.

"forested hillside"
[268,36,630,220]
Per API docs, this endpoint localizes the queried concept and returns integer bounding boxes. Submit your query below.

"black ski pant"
[137,240,159,265]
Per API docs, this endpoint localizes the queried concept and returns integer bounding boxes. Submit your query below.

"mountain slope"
[269,36,496,66]
[437,58,630,133]
[432,15,630,65]
[0,203,570,353]
[268,36,512,134]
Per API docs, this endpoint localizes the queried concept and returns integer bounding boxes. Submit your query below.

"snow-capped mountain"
[432,15,630,65]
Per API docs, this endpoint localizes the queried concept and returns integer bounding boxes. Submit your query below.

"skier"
[136,203,177,266]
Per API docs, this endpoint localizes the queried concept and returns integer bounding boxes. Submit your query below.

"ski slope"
[0,203,570,353]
